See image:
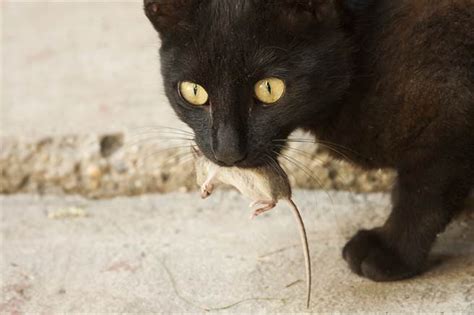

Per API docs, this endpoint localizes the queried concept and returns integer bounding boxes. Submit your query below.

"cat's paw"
[342,230,421,281]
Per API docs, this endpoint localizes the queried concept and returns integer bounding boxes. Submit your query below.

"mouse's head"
[145,0,355,168]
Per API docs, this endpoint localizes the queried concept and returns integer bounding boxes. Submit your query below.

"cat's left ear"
[144,0,197,34]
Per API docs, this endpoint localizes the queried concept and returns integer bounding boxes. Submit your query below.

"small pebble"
[87,165,102,179]
[48,207,88,220]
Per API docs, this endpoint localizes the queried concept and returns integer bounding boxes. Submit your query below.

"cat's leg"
[343,155,472,281]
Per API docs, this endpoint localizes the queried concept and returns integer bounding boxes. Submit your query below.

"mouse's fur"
[196,155,291,203]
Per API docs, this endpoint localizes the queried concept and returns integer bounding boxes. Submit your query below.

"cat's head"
[145,0,354,167]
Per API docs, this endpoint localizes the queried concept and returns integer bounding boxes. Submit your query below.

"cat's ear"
[274,0,342,30]
[144,0,197,34]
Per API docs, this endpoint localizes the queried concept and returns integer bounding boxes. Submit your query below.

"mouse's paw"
[200,183,214,199]
[250,200,276,219]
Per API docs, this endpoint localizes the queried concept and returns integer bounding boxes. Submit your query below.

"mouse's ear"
[273,0,342,30]
[144,0,198,34]
[191,146,203,158]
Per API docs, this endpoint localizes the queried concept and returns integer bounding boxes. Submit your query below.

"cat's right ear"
[144,0,196,34]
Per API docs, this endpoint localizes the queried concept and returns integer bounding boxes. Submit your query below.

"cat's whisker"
[126,136,194,144]
[129,125,195,136]
[118,144,194,163]
[276,151,328,193]
[125,155,193,184]
[285,138,359,157]
[264,154,287,180]
[142,147,194,165]
[274,156,298,186]
[128,130,195,140]
[274,150,345,238]
[125,126,195,148]
[275,149,336,208]
[274,138,359,164]
[166,154,195,169]
[124,137,194,148]
[121,137,195,152]
[273,141,357,196]
[131,130,194,138]
[262,155,278,176]
[273,144,325,166]
[274,137,355,154]
[147,155,196,180]
[132,144,191,162]
[130,125,193,132]
[128,129,194,138]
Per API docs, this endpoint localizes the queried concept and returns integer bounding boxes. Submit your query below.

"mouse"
[195,152,312,308]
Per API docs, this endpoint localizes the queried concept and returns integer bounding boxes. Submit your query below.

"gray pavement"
[2,1,184,139]
[1,191,473,313]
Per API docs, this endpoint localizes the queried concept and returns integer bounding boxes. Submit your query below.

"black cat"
[144,0,474,281]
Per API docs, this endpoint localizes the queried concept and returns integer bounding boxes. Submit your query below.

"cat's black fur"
[145,0,474,281]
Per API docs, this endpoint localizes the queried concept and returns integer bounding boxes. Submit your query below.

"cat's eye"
[254,78,286,105]
[179,81,209,106]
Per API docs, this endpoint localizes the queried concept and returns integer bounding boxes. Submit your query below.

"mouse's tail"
[287,199,312,309]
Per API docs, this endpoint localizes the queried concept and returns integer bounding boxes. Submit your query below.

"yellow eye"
[179,81,209,106]
[254,78,286,104]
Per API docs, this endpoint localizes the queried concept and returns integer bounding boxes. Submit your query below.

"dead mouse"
[195,153,312,308]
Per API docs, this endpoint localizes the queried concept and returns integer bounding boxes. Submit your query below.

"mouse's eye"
[254,78,286,105]
[179,81,209,106]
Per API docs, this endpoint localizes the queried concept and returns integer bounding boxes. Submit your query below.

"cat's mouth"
[218,147,278,168]
[192,137,287,169]
[193,145,280,169]
[217,154,254,168]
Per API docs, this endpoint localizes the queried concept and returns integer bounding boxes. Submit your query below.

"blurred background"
[1,1,472,313]
[2,1,173,138]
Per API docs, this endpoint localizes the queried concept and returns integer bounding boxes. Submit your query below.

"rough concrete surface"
[1,191,473,313]
[0,133,396,197]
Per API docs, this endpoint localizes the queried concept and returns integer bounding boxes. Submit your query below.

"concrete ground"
[2,1,183,140]
[1,191,473,313]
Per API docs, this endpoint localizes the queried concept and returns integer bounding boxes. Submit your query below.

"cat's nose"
[214,149,247,166]
[212,126,247,166]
